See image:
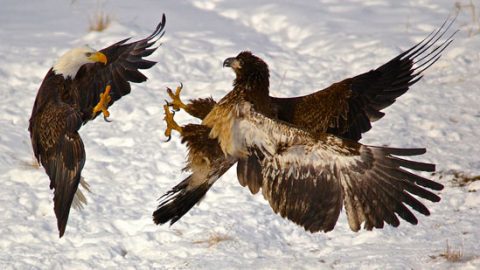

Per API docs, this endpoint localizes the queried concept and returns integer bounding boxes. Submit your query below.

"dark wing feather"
[153,175,212,225]
[51,127,85,237]
[237,155,263,194]
[30,100,85,237]
[234,102,443,232]
[29,70,59,160]
[270,17,456,141]
[73,14,166,122]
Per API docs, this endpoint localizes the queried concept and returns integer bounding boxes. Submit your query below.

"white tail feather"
[72,177,91,211]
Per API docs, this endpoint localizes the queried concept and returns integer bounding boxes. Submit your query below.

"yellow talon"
[92,84,112,121]
[163,104,183,142]
[166,83,187,111]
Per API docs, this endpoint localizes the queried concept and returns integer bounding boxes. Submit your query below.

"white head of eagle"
[53,47,107,79]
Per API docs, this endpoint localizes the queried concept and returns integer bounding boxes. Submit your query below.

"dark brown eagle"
[29,15,166,237]
[153,19,455,233]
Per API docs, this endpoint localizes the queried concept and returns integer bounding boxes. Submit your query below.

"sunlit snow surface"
[0,0,479,269]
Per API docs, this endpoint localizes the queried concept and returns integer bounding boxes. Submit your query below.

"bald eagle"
[153,19,455,233]
[29,15,166,237]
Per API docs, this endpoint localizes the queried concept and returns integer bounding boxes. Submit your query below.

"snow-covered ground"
[1,0,479,269]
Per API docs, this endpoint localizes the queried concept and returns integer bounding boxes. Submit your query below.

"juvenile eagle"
[29,15,166,237]
[154,19,455,233]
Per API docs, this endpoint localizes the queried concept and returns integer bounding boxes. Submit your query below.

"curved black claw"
[163,100,176,117]
[165,83,185,112]
[103,116,112,122]
[164,136,172,143]
[165,91,180,112]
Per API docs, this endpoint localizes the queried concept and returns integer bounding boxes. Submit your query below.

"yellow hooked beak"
[89,52,108,65]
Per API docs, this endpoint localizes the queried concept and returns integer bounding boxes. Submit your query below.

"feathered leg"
[153,124,235,225]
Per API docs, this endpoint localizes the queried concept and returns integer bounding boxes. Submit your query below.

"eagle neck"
[234,81,271,117]
[233,70,270,99]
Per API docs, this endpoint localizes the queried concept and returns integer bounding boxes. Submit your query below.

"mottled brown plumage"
[29,15,166,237]
[154,19,455,233]
[183,97,217,120]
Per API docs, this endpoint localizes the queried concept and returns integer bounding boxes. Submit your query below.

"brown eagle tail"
[153,175,211,225]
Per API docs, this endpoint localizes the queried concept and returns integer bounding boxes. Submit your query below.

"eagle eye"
[85,52,93,57]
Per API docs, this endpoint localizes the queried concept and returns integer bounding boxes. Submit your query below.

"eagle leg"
[92,84,112,122]
[166,83,187,112]
[163,103,183,142]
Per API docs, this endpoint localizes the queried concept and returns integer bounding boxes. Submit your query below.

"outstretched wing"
[239,19,455,194]
[271,17,456,141]
[30,101,86,237]
[234,101,443,232]
[73,14,166,120]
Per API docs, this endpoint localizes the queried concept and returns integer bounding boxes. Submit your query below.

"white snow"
[1,0,479,269]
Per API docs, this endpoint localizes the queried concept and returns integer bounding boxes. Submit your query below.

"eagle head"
[223,51,269,90]
[53,47,107,79]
